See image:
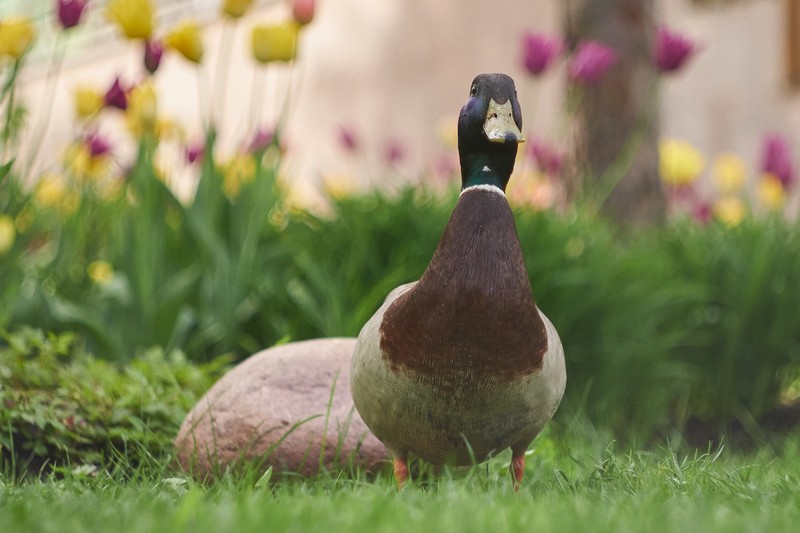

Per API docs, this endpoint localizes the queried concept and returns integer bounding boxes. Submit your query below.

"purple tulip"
[568,41,617,85]
[384,139,406,167]
[529,138,565,177]
[521,33,561,76]
[84,131,112,158]
[103,76,128,110]
[654,26,697,73]
[144,40,164,75]
[761,134,795,188]
[692,201,712,225]
[185,142,204,165]
[248,127,275,153]
[432,152,457,179]
[57,0,87,30]
[338,125,359,153]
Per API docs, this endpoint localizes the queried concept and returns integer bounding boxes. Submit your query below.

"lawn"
[3,430,799,532]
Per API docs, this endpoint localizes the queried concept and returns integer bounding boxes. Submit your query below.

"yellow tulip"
[222,0,253,19]
[64,142,111,183]
[0,16,37,60]
[713,196,746,227]
[87,260,114,284]
[164,20,204,63]
[322,174,358,200]
[222,154,256,199]
[106,0,153,40]
[659,138,705,187]
[35,173,80,214]
[35,173,68,207]
[757,173,786,211]
[0,214,15,255]
[712,152,746,194]
[251,22,299,64]
[75,86,104,119]
[155,117,185,142]
[126,82,158,136]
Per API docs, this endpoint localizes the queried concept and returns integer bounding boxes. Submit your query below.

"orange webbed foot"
[510,454,525,492]
[394,457,409,490]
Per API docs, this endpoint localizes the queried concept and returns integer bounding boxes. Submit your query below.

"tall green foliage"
[3,158,800,436]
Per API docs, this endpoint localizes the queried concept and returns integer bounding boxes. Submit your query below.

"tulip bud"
[337,125,359,153]
[520,33,561,76]
[222,0,254,19]
[57,0,88,30]
[568,40,617,85]
[658,138,705,187]
[84,131,112,159]
[713,196,746,227]
[185,142,204,165]
[0,16,37,60]
[75,86,105,118]
[164,20,204,64]
[758,173,786,211]
[712,153,746,194]
[529,139,565,178]
[106,0,154,40]
[126,82,158,136]
[251,22,298,63]
[654,26,697,73]
[760,134,795,189]
[248,127,275,153]
[144,39,164,74]
[104,76,129,110]
[292,0,316,26]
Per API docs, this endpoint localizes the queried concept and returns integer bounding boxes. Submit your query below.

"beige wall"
[14,0,800,204]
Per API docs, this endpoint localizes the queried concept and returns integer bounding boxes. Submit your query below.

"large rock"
[175,338,388,480]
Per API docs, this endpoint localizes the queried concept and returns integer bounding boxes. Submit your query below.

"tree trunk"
[564,0,666,225]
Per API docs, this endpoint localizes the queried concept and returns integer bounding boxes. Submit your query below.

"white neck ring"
[460,184,506,197]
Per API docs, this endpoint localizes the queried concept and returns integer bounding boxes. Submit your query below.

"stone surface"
[175,338,388,480]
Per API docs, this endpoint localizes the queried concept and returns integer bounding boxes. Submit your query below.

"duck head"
[458,73,525,192]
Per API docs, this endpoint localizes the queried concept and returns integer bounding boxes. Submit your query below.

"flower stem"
[1,60,22,161]
[24,32,67,176]
[248,67,266,134]
[197,63,212,133]
[589,77,659,217]
[212,20,235,132]
[276,60,304,140]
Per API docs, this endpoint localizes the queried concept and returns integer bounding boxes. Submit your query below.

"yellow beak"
[483,98,525,144]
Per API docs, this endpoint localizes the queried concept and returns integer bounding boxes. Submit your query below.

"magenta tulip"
[529,139,565,177]
[521,33,561,76]
[568,41,617,85]
[248,127,275,153]
[103,76,128,110]
[84,131,112,158]
[761,134,795,188]
[57,0,87,30]
[654,26,697,73]
[144,40,164,75]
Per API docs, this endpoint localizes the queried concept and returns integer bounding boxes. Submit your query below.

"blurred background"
[2,0,800,473]
[7,0,800,206]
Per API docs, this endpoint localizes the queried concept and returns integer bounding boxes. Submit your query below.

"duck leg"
[510,452,525,492]
[393,456,409,490]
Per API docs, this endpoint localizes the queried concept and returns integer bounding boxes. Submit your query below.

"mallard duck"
[350,73,566,490]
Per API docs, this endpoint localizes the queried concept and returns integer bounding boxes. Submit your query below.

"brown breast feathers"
[379,189,547,390]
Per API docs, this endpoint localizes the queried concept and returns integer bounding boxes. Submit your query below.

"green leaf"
[254,466,273,489]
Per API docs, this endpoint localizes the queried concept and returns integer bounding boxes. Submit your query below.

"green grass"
[2,431,799,532]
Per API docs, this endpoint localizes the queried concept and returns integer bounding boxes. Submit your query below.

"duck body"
[350,73,566,485]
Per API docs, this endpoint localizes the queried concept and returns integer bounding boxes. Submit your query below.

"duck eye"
[470,85,477,96]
